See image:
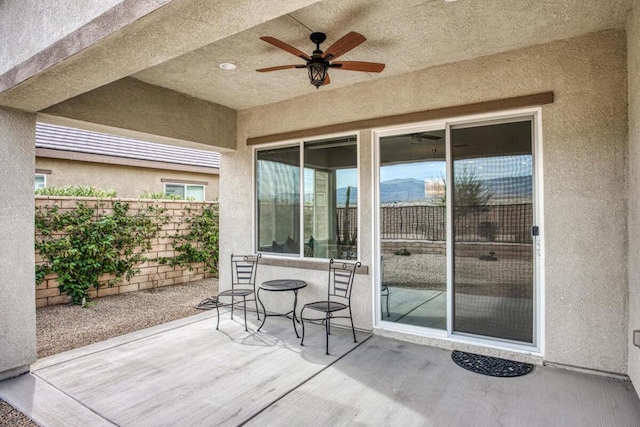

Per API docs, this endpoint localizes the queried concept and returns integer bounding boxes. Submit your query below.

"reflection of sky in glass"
[337,168,357,188]
[277,155,532,201]
[381,155,531,183]
[381,161,446,183]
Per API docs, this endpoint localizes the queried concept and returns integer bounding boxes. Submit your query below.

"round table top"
[260,279,307,291]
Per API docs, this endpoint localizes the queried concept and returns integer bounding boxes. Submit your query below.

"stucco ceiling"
[133,0,633,110]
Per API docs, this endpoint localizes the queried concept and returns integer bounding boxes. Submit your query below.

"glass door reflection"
[451,120,534,343]
[379,129,447,329]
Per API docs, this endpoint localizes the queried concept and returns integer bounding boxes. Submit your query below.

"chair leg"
[386,288,390,317]
[230,296,234,320]
[254,293,260,321]
[243,296,248,332]
[257,288,268,332]
[325,314,330,355]
[300,307,306,346]
[349,307,357,343]
[215,298,220,330]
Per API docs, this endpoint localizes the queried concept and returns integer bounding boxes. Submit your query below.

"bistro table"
[257,279,307,337]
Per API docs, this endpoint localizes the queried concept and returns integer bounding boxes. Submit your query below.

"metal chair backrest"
[327,259,361,304]
[231,254,261,291]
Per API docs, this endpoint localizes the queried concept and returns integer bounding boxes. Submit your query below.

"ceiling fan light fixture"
[308,62,328,88]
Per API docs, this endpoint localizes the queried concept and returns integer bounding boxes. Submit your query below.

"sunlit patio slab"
[0,310,364,427]
[1,310,639,427]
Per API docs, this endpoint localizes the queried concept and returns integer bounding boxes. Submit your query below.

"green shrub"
[139,191,190,200]
[394,248,411,256]
[35,201,169,305]
[159,205,219,275]
[36,185,117,198]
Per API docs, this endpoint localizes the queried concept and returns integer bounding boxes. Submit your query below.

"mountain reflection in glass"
[379,129,447,329]
[303,137,358,260]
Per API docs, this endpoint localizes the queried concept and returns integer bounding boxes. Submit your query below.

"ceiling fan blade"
[322,32,366,60]
[331,61,385,73]
[324,73,330,85]
[260,36,311,61]
[256,64,306,72]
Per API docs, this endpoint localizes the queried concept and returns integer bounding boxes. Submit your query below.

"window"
[164,183,205,201]
[256,145,301,255]
[35,174,46,190]
[256,135,358,260]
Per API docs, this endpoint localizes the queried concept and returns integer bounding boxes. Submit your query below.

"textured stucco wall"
[222,30,629,373]
[35,158,219,200]
[43,78,237,151]
[0,108,37,380]
[627,3,640,387]
[0,0,123,75]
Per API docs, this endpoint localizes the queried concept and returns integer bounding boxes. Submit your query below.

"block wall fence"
[35,196,218,308]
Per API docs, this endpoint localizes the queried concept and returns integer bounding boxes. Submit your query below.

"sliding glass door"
[377,115,537,347]
[379,128,447,330]
[451,120,534,343]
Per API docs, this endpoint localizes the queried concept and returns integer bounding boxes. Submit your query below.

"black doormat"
[451,350,534,377]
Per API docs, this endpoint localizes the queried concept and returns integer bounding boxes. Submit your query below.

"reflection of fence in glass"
[336,207,358,245]
[454,203,532,243]
[304,206,358,245]
[343,203,531,243]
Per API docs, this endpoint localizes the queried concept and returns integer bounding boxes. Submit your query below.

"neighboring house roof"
[36,122,220,169]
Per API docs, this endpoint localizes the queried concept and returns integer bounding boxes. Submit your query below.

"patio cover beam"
[41,78,236,151]
[246,92,554,145]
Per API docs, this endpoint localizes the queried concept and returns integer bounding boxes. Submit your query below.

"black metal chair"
[214,254,261,331]
[381,284,390,317]
[381,256,390,317]
[300,259,361,355]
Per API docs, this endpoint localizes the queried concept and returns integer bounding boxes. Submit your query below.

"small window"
[164,183,205,201]
[35,174,46,190]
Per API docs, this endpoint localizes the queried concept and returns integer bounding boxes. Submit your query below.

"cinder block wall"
[35,196,218,307]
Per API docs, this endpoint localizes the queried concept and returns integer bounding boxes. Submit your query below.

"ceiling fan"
[410,132,443,144]
[256,31,385,88]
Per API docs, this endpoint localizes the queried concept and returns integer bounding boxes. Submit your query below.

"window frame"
[253,132,360,261]
[163,182,206,201]
[35,173,46,189]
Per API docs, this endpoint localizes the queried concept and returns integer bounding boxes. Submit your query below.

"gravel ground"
[0,278,218,425]
[0,401,36,427]
[36,278,217,359]
[383,253,533,297]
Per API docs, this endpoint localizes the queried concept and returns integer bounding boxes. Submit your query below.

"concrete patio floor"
[1,310,639,426]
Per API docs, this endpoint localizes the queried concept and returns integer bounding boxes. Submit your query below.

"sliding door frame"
[372,106,545,356]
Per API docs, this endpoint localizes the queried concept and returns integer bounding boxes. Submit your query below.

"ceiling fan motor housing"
[310,32,327,46]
